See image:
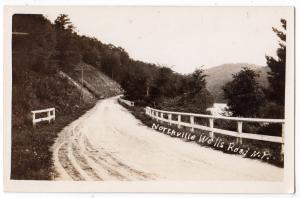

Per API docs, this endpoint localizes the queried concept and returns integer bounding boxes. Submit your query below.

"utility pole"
[75,65,87,104]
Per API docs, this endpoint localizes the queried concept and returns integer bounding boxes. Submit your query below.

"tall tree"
[265,19,286,107]
[223,67,265,117]
[54,14,81,71]
[152,66,174,99]
[54,14,75,32]
[186,66,207,94]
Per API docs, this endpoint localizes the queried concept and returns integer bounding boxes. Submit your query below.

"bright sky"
[40,6,289,74]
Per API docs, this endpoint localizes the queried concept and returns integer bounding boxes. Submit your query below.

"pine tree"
[54,14,81,71]
[265,19,286,106]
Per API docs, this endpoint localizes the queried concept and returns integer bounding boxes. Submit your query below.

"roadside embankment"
[118,102,284,168]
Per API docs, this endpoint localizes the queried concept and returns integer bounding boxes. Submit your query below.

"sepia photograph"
[3,5,295,193]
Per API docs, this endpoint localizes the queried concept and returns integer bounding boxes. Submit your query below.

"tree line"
[12,13,286,122]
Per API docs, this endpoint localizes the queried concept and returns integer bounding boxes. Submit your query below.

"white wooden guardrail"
[145,106,285,154]
[31,108,55,126]
[118,98,135,107]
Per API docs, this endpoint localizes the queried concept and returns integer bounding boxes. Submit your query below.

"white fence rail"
[118,98,135,107]
[145,106,285,153]
[31,108,55,126]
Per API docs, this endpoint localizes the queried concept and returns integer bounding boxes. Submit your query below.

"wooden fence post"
[32,112,36,127]
[209,118,214,138]
[168,114,172,126]
[53,109,55,121]
[190,116,194,132]
[178,115,181,129]
[237,121,243,144]
[160,113,164,123]
[47,111,51,123]
[281,123,285,161]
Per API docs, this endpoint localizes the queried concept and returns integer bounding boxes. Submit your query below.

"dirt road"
[52,97,283,181]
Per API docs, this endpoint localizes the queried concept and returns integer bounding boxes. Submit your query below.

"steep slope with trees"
[11,14,122,179]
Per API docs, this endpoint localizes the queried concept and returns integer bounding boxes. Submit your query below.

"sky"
[39,6,289,74]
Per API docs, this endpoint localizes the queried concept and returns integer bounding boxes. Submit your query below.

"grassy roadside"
[11,103,95,180]
[119,102,283,168]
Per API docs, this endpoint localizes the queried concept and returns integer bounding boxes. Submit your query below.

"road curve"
[52,96,283,181]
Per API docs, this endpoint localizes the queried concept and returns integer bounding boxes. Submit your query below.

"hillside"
[67,63,123,99]
[11,60,123,180]
[204,63,270,102]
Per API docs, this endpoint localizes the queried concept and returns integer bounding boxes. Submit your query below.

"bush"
[259,102,284,119]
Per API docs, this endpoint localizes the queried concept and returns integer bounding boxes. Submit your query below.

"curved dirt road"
[52,97,283,181]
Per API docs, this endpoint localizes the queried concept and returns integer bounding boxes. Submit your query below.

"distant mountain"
[204,63,270,102]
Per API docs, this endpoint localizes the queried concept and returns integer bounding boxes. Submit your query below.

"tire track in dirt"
[71,124,128,180]
[69,125,104,180]
[55,122,152,181]
[57,142,84,181]
[71,142,103,180]
[54,124,93,181]
[82,134,156,180]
